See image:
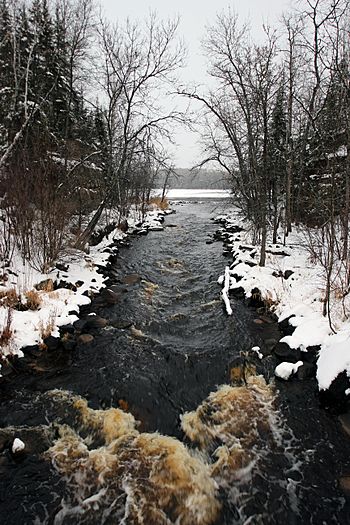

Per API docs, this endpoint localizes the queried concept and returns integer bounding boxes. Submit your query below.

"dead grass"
[36,279,54,292]
[148,196,169,210]
[0,308,13,348]
[38,309,57,340]
[25,289,42,310]
[0,288,20,309]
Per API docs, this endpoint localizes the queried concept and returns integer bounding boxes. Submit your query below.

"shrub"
[0,308,13,348]
[25,289,42,310]
[0,288,20,309]
[148,196,169,210]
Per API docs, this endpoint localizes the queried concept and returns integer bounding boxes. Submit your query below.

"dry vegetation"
[148,196,169,210]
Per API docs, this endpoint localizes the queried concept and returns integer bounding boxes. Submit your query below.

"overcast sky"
[102,0,291,168]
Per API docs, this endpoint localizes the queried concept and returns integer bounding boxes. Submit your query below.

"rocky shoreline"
[213,214,350,415]
[0,208,174,381]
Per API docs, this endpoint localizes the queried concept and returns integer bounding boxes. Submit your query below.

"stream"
[0,200,350,524]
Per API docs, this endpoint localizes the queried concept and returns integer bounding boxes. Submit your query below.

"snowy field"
[217,210,350,393]
[153,188,231,199]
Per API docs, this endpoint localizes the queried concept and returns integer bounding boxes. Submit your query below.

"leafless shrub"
[5,141,74,272]
[304,219,345,331]
[0,308,13,349]
[0,288,20,309]
[38,309,57,340]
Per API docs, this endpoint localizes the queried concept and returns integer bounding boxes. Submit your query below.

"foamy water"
[44,371,301,525]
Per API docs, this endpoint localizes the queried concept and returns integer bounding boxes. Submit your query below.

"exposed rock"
[339,476,350,496]
[56,262,69,272]
[35,278,54,292]
[149,225,164,232]
[319,371,350,413]
[229,286,245,299]
[111,320,133,329]
[284,270,294,280]
[22,345,41,358]
[118,219,128,233]
[264,338,278,350]
[84,315,108,330]
[248,288,265,308]
[43,335,60,351]
[302,345,320,364]
[56,280,77,292]
[110,284,128,294]
[274,342,301,363]
[123,274,141,285]
[100,288,121,305]
[59,324,75,335]
[226,225,244,233]
[61,334,77,351]
[338,413,350,438]
[78,334,94,345]
[272,270,284,278]
[297,362,316,380]
[130,326,146,339]
[73,319,87,332]
[278,315,296,336]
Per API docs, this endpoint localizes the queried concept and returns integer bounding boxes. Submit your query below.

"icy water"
[1,201,350,524]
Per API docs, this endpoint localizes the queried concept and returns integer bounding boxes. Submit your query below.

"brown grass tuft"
[0,308,13,347]
[25,289,42,310]
[38,309,57,340]
[0,288,20,309]
[149,196,169,210]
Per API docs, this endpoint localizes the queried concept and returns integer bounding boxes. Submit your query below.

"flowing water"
[0,200,350,524]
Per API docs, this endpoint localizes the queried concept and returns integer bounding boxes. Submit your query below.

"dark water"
[0,201,350,524]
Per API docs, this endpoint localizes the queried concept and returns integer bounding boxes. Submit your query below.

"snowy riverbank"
[0,206,171,363]
[216,210,350,397]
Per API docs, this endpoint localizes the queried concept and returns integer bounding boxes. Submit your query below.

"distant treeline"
[156,169,231,190]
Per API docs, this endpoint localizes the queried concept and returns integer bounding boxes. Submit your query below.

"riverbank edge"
[0,206,174,380]
[214,214,350,413]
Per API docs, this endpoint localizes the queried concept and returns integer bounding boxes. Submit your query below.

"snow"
[252,346,263,359]
[217,209,350,392]
[12,438,25,454]
[153,188,231,199]
[316,335,350,390]
[221,266,233,315]
[280,318,331,350]
[0,205,168,358]
[275,361,303,380]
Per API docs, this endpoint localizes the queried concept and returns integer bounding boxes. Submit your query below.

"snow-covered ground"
[153,188,231,199]
[0,206,169,362]
[217,210,350,393]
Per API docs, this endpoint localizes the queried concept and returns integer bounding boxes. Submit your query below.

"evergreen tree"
[0,0,15,146]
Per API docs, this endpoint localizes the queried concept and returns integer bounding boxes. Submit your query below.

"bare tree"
[181,10,280,265]
[75,12,185,247]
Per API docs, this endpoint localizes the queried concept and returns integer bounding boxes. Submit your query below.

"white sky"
[101,0,291,168]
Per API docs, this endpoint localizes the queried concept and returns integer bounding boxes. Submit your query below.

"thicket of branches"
[183,0,350,275]
[0,0,183,270]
